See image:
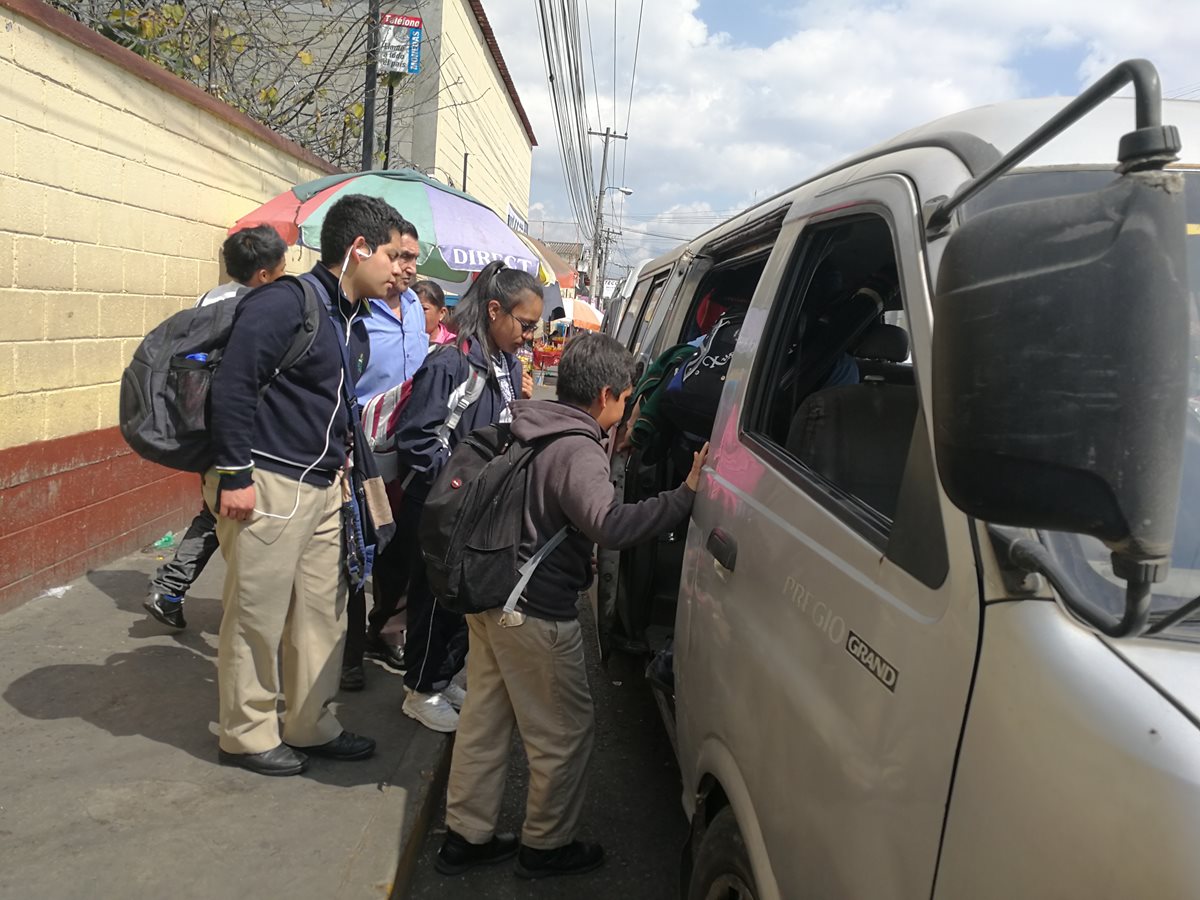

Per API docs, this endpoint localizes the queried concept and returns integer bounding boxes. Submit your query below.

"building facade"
[385,0,536,223]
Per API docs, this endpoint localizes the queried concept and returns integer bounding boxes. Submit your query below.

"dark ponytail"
[447,260,543,356]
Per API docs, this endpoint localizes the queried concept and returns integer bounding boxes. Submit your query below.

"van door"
[676,174,982,899]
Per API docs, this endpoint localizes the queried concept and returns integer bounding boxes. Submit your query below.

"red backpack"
[361,344,485,483]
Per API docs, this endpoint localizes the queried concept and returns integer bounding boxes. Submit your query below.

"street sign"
[379,13,422,75]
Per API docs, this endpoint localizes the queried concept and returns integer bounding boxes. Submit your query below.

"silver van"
[599,61,1200,899]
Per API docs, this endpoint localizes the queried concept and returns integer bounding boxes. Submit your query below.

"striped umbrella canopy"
[551,297,603,332]
[229,169,540,282]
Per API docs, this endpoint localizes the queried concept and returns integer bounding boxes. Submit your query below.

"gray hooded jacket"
[509,399,695,621]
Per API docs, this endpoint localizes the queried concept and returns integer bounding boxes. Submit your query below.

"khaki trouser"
[202,468,347,754]
[445,608,595,849]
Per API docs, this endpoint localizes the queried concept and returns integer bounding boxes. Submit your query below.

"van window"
[630,273,670,356]
[616,276,655,346]
[743,213,948,585]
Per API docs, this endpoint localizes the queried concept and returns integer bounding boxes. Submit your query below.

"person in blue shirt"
[341,239,429,690]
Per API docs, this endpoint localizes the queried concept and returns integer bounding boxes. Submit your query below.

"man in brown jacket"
[434,332,707,880]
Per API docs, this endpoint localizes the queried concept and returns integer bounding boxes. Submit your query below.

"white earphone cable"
[251,247,358,521]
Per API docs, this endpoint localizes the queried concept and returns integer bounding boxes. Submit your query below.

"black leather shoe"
[217,744,307,776]
[340,664,366,692]
[515,841,605,880]
[289,731,375,761]
[144,593,187,629]
[363,635,406,672]
[435,829,519,875]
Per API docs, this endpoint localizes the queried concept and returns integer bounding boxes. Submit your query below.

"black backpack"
[119,275,322,472]
[420,422,597,615]
[660,310,744,438]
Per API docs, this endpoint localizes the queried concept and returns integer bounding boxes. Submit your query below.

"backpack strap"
[436,366,486,449]
[269,274,322,386]
[502,526,571,614]
[395,356,486,491]
[500,424,600,614]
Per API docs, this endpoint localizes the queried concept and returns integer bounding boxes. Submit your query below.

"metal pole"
[462,152,469,193]
[590,128,611,300]
[383,79,395,168]
[206,2,215,93]
[361,0,380,171]
[586,128,627,300]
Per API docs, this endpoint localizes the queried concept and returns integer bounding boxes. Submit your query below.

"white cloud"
[483,0,1200,270]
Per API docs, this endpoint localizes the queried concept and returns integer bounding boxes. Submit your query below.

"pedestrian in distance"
[203,194,412,776]
[393,260,539,733]
[435,332,707,879]
[143,224,288,630]
[340,231,426,693]
[415,279,456,349]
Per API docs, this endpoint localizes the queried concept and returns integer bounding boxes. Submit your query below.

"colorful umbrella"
[551,297,603,332]
[229,169,540,282]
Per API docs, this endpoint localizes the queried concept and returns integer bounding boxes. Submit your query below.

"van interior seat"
[851,322,914,384]
[784,381,919,520]
[774,288,885,435]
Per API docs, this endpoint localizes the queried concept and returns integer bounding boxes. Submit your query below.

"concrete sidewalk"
[0,542,450,900]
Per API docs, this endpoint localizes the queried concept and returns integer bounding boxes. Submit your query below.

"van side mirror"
[933,169,1190,633]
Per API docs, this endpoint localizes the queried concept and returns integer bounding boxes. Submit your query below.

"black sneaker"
[144,593,186,629]
[340,664,366,692]
[435,830,519,875]
[514,841,605,880]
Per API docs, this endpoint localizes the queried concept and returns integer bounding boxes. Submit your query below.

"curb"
[334,727,453,900]
[389,729,454,899]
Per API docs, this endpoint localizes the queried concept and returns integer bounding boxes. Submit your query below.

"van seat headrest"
[852,323,909,362]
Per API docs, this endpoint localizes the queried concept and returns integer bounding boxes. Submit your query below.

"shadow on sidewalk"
[89,568,220,658]
[3,644,219,764]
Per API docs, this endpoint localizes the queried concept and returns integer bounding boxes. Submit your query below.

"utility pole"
[361,0,381,171]
[587,127,626,300]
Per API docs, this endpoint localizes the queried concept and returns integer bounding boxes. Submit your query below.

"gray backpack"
[119,275,322,472]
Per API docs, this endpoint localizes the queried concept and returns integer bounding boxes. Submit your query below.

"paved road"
[407,604,688,899]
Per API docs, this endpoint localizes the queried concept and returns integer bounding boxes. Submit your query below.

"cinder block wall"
[0,0,334,611]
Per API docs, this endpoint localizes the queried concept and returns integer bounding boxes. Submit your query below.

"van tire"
[687,807,758,900]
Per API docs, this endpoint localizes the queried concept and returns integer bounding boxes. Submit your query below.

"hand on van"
[686,443,710,492]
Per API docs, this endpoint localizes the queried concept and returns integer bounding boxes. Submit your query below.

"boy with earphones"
[201,194,415,777]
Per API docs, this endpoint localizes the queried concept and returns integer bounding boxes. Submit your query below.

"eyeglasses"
[508,311,539,334]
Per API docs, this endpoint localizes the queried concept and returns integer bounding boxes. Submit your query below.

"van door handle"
[706,528,737,572]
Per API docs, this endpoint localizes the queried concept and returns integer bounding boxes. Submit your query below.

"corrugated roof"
[545,241,584,262]
[467,1,537,147]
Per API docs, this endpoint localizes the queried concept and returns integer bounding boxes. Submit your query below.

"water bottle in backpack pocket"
[169,353,214,437]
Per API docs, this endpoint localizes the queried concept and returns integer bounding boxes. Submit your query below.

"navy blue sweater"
[210,265,370,489]
[393,338,522,503]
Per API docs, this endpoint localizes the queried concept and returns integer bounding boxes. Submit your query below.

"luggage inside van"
[605,221,918,675]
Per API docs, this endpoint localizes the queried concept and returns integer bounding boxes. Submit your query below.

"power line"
[618,0,644,197]
[581,0,603,128]
[534,0,597,240]
[612,0,618,128]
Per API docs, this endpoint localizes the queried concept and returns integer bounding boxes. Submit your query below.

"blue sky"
[484,0,1199,271]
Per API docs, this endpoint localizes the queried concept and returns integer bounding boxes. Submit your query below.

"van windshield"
[965,169,1200,632]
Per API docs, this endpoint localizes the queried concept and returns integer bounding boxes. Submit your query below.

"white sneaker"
[441,682,466,711]
[403,689,459,733]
